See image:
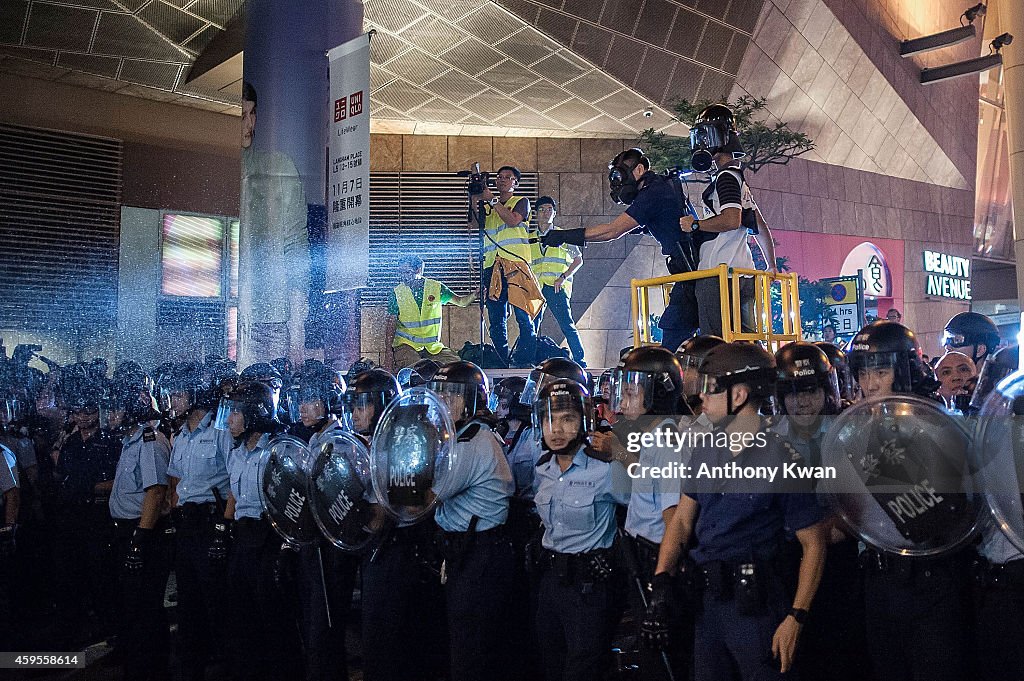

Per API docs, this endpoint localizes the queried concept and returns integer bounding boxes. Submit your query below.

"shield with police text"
[369,387,456,525]
[259,434,320,546]
[973,369,1024,553]
[819,395,981,556]
[308,430,378,551]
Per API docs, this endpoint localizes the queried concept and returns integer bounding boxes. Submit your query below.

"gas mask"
[689,121,726,173]
[608,163,640,205]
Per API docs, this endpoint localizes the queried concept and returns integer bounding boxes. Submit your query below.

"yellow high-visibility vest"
[393,278,444,353]
[483,195,533,269]
[531,237,576,297]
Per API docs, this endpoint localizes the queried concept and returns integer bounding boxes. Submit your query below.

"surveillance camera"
[643,108,653,118]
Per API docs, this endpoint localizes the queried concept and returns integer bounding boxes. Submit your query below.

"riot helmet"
[608,147,651,205]
[815,342,858,404]
[215,380,281,438]
[521,356,589,405]
[428,361,489,424]
[159,362,211,418]
[698,342,776,418]
[690,104,744,173]
[109,372,160,426]
[848,321,933,398]
[533,379,595,457]
[492,376,530,420]
[970,344,1019,411]
[240,362,284,413]
[676,335,727,398]
[943,312,1000,366]
[775,342,841,419]
[609,346,686,417]
[343,369,401,436]
[286,360,342,426]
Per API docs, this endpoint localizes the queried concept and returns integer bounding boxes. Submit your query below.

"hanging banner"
[326,33,371,291]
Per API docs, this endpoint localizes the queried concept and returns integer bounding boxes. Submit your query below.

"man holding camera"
[473,165,538,367]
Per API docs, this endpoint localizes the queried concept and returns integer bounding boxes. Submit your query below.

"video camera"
[457,162,490,196]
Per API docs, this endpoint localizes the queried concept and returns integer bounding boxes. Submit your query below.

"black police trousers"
[112,518,172,681]
[535,554,622,681]
[294,542,358,681]
[361,524,448,681]
[794,539,870,681]
[631,536,692,681]
[441,527,515,681]
[227,517,302,681]
[973,558,1024,681]
[52,501,118,646]
[863,553,970,681]
[173,506,229,681]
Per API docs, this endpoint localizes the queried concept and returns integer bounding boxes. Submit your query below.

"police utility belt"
[693,558,781,616]
[112,515,172,538]
[861,547,967,581]
[538,547,615,584]
[171,501,219,527]
[972,556,1024,589]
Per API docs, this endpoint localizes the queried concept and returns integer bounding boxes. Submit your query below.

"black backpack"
[458,342,508,369]
[533,335,570,363]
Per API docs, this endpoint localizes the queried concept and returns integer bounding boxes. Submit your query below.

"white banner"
[326,33,371,291]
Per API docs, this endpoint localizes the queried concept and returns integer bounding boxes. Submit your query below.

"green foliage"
[770,275,839,337]
[639,95,816,174]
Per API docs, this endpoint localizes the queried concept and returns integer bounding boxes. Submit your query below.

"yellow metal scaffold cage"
[630,265,803,353]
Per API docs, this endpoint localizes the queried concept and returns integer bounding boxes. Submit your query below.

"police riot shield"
[973,369,1024,553]
[369,387,456,526]
[258,434,320,547]
[819,395,981,556]
[308,430,378,551]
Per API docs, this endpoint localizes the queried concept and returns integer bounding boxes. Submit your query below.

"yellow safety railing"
[630,265,802,352]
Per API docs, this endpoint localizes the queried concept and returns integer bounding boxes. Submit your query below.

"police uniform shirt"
[228,433,271,520]
[0,433,36,472]
[307,419,344,454]
[435,425,514,532]
[109,426,171,520]
[0,446,17,495]
[533,447,631,553]
[55,429,119,504]
[506,426,543,501]
[697,168,755,271]
[683,434,822,565]
[624,417,684,544]
[624,171,688,256]
[167,412,232,506]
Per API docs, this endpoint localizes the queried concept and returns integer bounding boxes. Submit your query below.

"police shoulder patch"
[458,423,482,443]
[143,427,156,443]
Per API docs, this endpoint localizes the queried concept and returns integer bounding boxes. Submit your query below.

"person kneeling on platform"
[385,254,475,372]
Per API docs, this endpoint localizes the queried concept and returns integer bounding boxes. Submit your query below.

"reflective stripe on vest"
[393,279,444,353]
[483,195,533,268]
[531,237,575,297]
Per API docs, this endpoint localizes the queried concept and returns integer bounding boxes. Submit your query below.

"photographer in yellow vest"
[474,165,538,367]
[384,255,475,371]
[531,196,586,367]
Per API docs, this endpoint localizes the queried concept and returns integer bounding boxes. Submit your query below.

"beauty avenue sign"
[923,250,971,300]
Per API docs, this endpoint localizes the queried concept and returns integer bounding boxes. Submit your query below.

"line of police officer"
[2,306,1023,681]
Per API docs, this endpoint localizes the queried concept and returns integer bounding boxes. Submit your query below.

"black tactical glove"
[0,524,16,559]
[125,526,153,571]
[541,228,586,248]
[274,543,299,589]
[641,572,676,649]
[208,518,232,564]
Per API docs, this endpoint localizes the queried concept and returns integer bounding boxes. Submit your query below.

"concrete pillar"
[238,0,362,368]
[994,0,1024,305]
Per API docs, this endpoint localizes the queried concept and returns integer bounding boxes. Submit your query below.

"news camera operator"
[470,165,538,367]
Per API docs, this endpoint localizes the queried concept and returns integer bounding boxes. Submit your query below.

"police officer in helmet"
[645,342,827,680]
[427,361,515,681]
[848,321,937,400]
[814,342,857,407]
[341,369,400,440]
[677,334,727,415]
[942,311,1000,370]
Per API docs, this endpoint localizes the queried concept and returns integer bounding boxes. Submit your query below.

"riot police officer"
[532,378,630,681]
[341,368,400,439]
[772,342,865,681]
[427,361,515,681]
[676,334,726,415]
[814,342,858,407]
[51,380,120,648]
[600,346,689,681]
[107,373,172,681]
[646,343,827,681]
[492,375,529,449]
[219,381,300,681]
[943,311,1000,370]
[164,362,234,681]
[285,361,355,681]
[848,322,972,681]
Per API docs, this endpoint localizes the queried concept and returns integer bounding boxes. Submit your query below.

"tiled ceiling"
[0,0,761,137]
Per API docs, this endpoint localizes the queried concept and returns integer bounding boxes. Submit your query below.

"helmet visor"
[689,122,725,152]
[427,381,479,422]
[341,392,388,435]
[607,369,656,415]
[942,330,968,350]
[214,397,246,431]
[532,389,592,450]
[520,369,552,406]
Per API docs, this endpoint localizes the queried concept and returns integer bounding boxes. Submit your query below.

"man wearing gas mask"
[541,146,700,351]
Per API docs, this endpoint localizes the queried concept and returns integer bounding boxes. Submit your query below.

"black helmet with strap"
[699,342,776,416]
[775,342,841,416]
